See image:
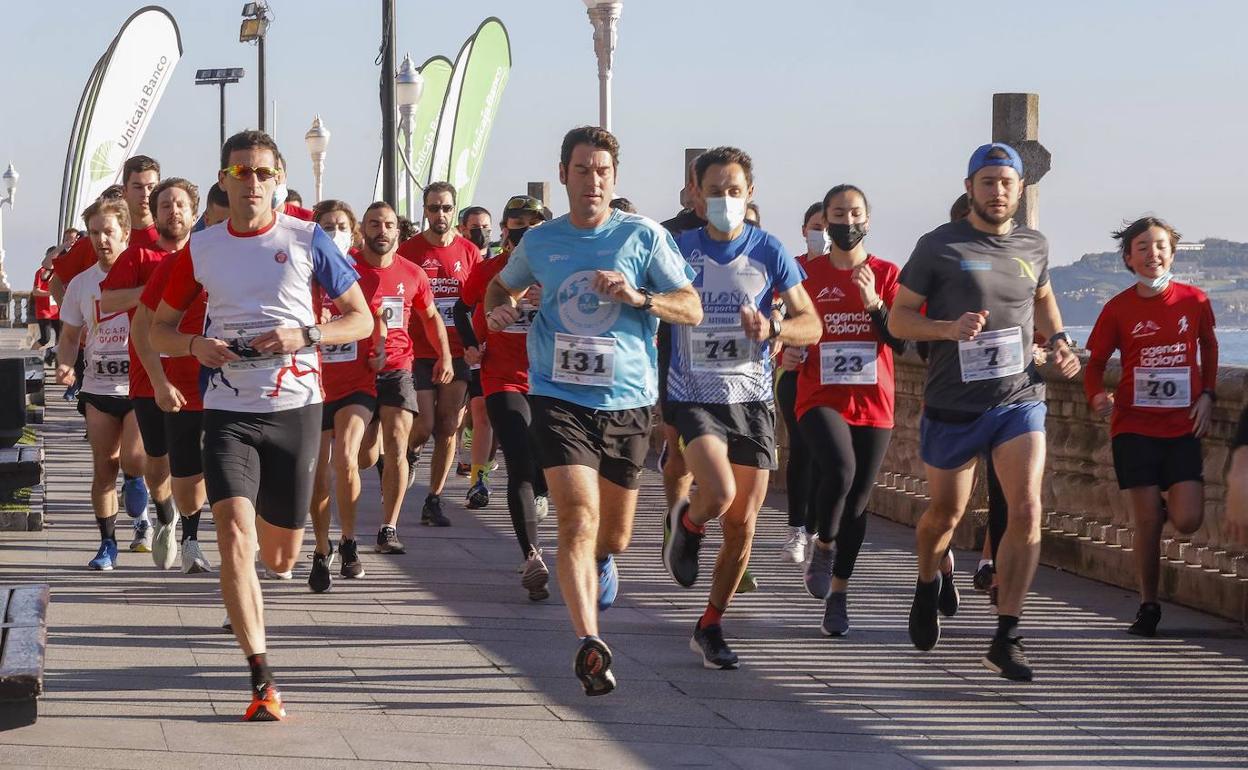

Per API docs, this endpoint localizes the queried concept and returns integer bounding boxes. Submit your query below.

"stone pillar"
[991,93,1050,230]
[681,148,706,210]
[526,182,551,208]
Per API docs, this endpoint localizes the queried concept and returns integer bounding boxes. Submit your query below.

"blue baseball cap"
[967,142,1024,180]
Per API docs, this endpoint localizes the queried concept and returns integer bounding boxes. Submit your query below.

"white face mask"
[805,228,830,256]
[330,229,353,255]
[705,196,747,234]
[271,183,288,210]
[1138,270,1172,291]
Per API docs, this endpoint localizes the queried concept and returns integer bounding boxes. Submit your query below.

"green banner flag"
[445,18,512,213]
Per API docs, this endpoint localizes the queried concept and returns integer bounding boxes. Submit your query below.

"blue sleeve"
[768,234,804,294]
[498,239,536,290]
[645,226,695,293]
[310,225,358,299]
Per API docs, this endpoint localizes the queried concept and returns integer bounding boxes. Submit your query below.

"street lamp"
[194,68,245,150]
[583,0,623,131]
[304,115,330,205]
[0,163,18,292]
[395,53,425,219]
[239,2,271,132]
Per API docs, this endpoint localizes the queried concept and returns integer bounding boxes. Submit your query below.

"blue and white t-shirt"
[666,224,803,404]
[498,209,694,410]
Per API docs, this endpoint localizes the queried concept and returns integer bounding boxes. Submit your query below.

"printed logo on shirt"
[550,254,570,262]
[556,269,620,336]
[1179,315,1189,335]
[1140,341,1188,367]
[960,260,992,272]
[1131,320,1161,337]
[396,282,405,294]
[816,286,846,303]
[822,311,872,336]
[452,260,463,274]
[275,251,288,264]
[1012,257,1038,283]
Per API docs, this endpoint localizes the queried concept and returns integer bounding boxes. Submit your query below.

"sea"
[1066,326,1248,367]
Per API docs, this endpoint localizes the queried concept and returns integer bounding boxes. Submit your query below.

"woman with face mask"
[780,184,906,637]
[314,200,360,258]
[1084,216,1217,638]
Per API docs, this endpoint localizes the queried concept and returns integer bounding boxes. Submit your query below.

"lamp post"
[395,53,425,220]
[380,0,398,207]
[304,115,330,205]
[0,163,18,293]
[583,0,623,131]
[194,68,245,150]
[239,2,271,132]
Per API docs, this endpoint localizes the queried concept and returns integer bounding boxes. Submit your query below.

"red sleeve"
[100,246,142,291]
[1199,296,1218,392]
[33,271,47,292]
[160,248,201,311]
[461,260,490,307]
[139,256,172,311]
[881,262,900,306]
[1083,304,1118,404]
[53,239,94,283]
[406,265,436,339]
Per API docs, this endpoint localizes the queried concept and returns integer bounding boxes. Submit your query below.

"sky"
[2,0,1247,291]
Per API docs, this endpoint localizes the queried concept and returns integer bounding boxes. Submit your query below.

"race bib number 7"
[958,326,1025,383]
[551,333,616,387]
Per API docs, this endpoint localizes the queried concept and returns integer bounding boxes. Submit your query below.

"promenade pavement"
[1,368,1246,768]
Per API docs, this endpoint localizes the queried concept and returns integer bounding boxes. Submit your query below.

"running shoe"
[939,554,960,617]
[597,554,619,612]
[735,568,759,594]
[907,576,942,651]
[658,440,670,472]
[662,498,702,588]
[308,545,335,593]
[465,472,490,510]
[822,592,850,637]
[780,527,808,564]
[221,615,232,632]
[63,382,80,401]
[121,477,149,518]
[421,494,451,527]
[261,567,293,580]
[982,635,1034,681]
[534,494,550,522]
[456,460,471,477]
[521,547,550,601]
[1127,602,1162,637]
[574,636,616,696]
[181,540,212,574]
[406,449,420,489]
[88,538,118,570]
[339,539,365,578]
[972,560,995,592]
[152,520,177,569]
[130,518,153,553]
[376,526,406,553]
[804,541,834,599]
[690,622,739,670]
[243,683,287,721]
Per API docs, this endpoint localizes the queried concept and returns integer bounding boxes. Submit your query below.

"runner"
[151,130,372,721]
[888,143,1081,681]
[55,198,145,570]
[100,177,199,568]
[658,146,819,669]
[485,126,702,695]
[780,184,906,637]
[457,195,551,599]
[31,249,60,364]
[272,154,314,220]
[456,205,497,505]
[398,182,479,527]
[1085,216,1217,636]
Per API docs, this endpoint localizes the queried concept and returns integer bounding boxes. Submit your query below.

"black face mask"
[507,227,529,248]
[468,226,490,250]
[828,222,867,252]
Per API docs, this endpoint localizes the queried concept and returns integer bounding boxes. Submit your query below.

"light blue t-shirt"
[498,209,695,410]
[666,224,804,404]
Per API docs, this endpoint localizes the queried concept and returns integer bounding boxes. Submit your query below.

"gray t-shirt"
[899,218,1049,414]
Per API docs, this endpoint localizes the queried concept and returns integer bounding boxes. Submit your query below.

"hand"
[463,346,482,366]
[524,284,543,305]
[1051,341,1081,379]
[1190,392,1214,438]
[1091,391,1113,419]
[1031,344,1048,367]
[593,270,645,308]
[55,364,75,387]
[368,344,387,372]
[950,310,989,341]
[154,380,187,413]
[487,304,520,332]
[780,346,805,371]
[852,262,880,309]
[250,326,309,354]
[433,356,453,385]
[190,336,240,368]
[740,304,769,342]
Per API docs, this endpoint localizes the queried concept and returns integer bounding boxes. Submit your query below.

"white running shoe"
[521,548,551,601]
[221,615,232,632]
[181,540,212,574]
[262,567,293,580]
[780,527,808,564]
[130,517,153,553]
[534,494,550,522]
[152,520,178,570]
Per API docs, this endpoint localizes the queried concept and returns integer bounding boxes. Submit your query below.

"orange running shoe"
[243,684,287,722]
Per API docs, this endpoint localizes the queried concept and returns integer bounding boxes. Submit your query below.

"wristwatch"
[638,288,654,311]
[768,315,783,340]
[1047,330,1074,350]
[304,325,322,346]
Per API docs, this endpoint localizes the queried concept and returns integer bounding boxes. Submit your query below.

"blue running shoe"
[122,477,149,519]
[597,554,618,612]
[88,539,119,570]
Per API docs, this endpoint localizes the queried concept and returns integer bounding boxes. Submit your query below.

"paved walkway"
[1,379,1247,768]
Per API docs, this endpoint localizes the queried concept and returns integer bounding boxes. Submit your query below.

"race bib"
[221,319,289,372]
[958,326,1025,383]
[551,333,616,386]
[93,351,130,382]
[436,297,457,327]
[819,341,877,385]
[1134,366,1191,408]
[503,300,538,334]
[321,341,357,363]
[689,327,755,373]
[380,296,405,330]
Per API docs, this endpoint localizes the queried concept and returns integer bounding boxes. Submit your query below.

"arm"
[751,284,820,346]
[1033,281,1080,379]
[592,270,703,326]
[1190,299,1219,437]
[131,304,186,412]
[1082,313,1115,419]
[31,285,50,299]
[887,285,983,342]
[49,275,66,305]
[54,323,83,385]
[99,287,145,314]
[485,274,528,329]
[417,303,453,384]
[453,299,480,351]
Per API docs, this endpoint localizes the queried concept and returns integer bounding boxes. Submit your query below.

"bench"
[0,447,42,501]
[0,584,49,729]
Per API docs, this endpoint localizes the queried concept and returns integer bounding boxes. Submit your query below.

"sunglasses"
[505,196,542,213]
[222,164,280,182]
[425,204,455,214]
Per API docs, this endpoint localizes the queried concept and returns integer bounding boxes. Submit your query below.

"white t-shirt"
[60,262,131,397]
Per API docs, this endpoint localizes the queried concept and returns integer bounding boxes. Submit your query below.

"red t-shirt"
[461,250,535,395]
[318,256,380,402]
[283,202,314,221]
[54,224,158,286]
[33,269,58,320]
[100,244,171,399]
[351,254,436,372]
[139,251,206,411]
[397,234,479,359]
[1084,281,1218,438]
[795,254,901,428]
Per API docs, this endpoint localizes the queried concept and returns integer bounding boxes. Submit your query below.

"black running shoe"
[376,526,406,554]
[421,494,451,527]
[375,453,385,485]
[983,635,1034,681]
[661,498,702,588]
[690,622,739,670]
[1127,602,1161,637]
[308,545,335,593]
[456,460,470,477]
[340,539,365,579]
[939,564,960,617]
[907,577,941,651]
[574,636,616,696]
[972,561,995,592]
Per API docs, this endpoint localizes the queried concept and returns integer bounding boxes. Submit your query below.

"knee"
[599,530,631,555]
[434,414,460,439]
[1007,498,1043,536]
[922,503,962,532]
[699,478,736,516]
[721,515,756,546]
[558,510,596,544]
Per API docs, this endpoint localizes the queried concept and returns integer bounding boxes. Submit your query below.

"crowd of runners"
[34,124,1248,720]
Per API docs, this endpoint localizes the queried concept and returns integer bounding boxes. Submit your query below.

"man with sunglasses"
[397,182,479,528]
[152,130,372,722]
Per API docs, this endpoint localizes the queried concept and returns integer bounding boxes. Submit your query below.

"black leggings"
[798,407,891,580]
[985,454,1006,560]
[36,319,60,348]
[486,391,548,558]
[775,371,815,532]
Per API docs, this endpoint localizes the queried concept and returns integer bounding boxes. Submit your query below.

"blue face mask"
[1138,270,1172,291]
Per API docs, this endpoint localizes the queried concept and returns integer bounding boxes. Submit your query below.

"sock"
[471,463,486,483]
[914,575,940,603]
[97,515,117,541]
[681,508,707,535]
[153,497,176,526]
[996,614,1021,640]
[180,511,200,542]
[978,558,993,570]
[247,653,273,692]
[699,602,724,629]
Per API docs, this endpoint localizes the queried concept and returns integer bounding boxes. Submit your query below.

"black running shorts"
[131,396,168,458]
[671,400,777,470]
[322,391,377,432]
[78,392,132,419]
[529,395,650,490]
[1111,432,1204,491]
[376,369,420,414]
[165,409,204,479]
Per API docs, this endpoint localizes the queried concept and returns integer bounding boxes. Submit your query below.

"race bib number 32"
[1134,366,1191,408]
[551,333,616,387]
[958,326,1025,383]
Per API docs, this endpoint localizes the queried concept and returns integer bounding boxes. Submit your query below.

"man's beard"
[971,196,1018,226]
[368,235,395,254]
[429,220,449,234]
[156,222,187,242]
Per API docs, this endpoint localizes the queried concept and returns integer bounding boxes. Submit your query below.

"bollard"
[0,358,27,448]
